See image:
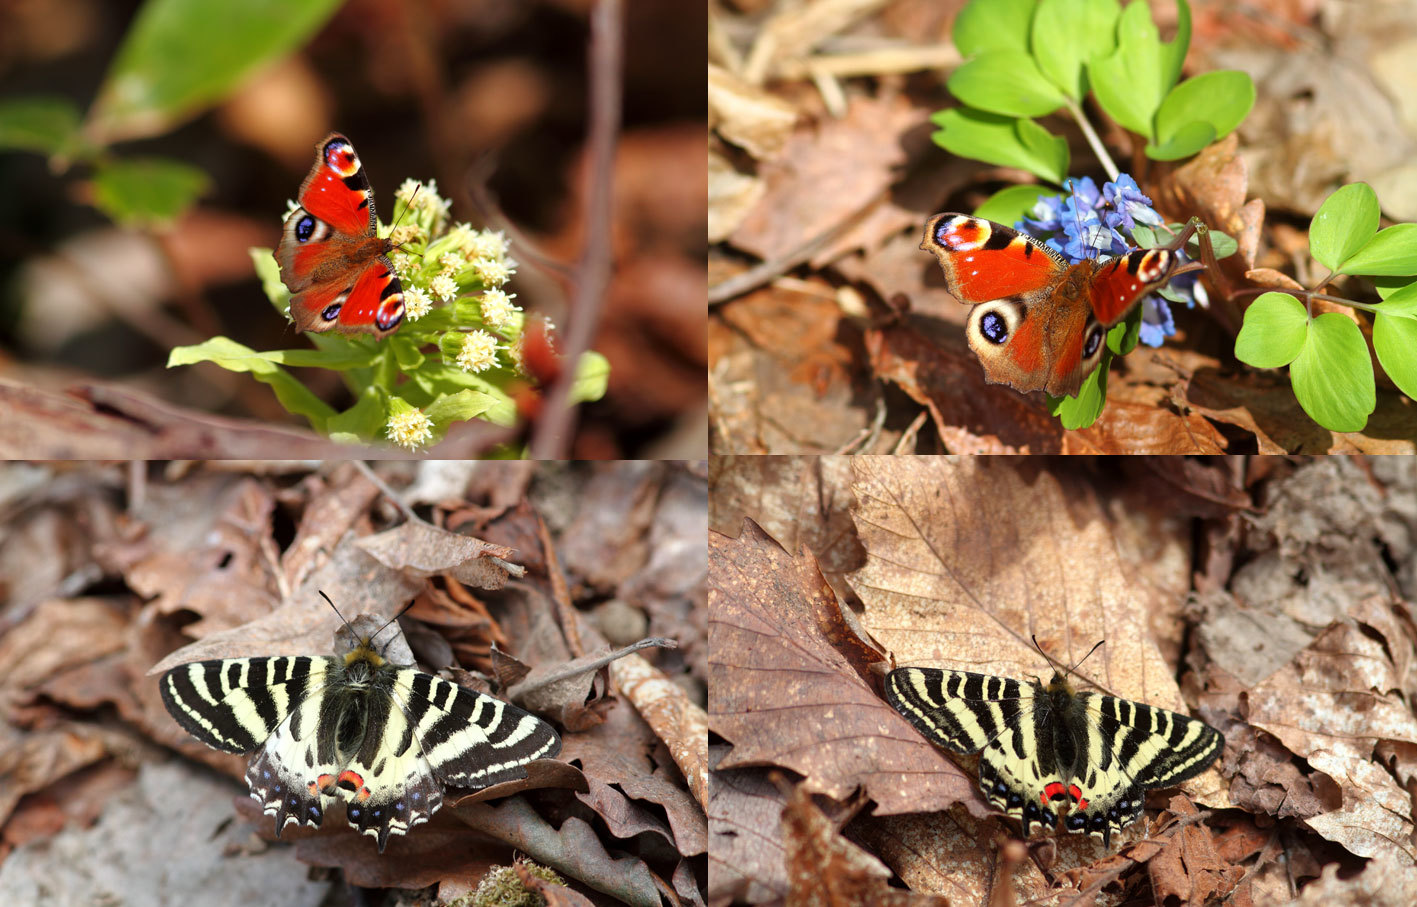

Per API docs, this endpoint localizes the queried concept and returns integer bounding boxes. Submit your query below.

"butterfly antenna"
[1030,635,1105,683]
[319,590,356,632]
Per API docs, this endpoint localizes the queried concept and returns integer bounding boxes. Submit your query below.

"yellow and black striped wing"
[1062,691,1223,845]
[885,665,1224,847]
[161,655,560,852]
[885,667,1069,838]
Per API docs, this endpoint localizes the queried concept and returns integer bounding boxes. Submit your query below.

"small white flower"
[395,178,422,204]
[478,289,520,330]
[403,285,432,320]
[455,330,500,373]
[429,274,459,302]
[471,257,514,287]
[386,408,433,450]
[438,252,463,276]
[467,228,509,260]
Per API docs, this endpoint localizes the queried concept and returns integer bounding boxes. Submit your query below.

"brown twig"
[529,0,622,458]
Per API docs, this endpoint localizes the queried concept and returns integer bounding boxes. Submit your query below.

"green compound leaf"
[1154,70,1254,149]
[90,0,344,142]
[425,389,501,430]
[1373,281,1417,315]
[1235,292,1308,368]
[973,184,1053,227]
[0,97,82,155]
[91,157,211,227]
[1031,0,1120,100]
[167,337,335,431]
[325,386,390,441]
[1374,312,1417,402]
[1145,120,1215,161]
[1088,0,1166,139]
[931,108,1068,184]
[953,0,1034,55]
[1310,182,1380,272]
[948,50,1067,118]
[1339,223,1417,276]
[1290,313,1375,433]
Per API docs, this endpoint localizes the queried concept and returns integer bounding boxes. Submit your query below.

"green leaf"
[1106,307,1142,356]
[1339,223,1417,276]
[1088,0,1165,138]
[425,389,500,430]
[167,337,334,430]
[570,351,611,404]
[1290,313,1375,432]
[1191,227,1237,260]
[1159,0,1193,91]
[1154,71,1254,150]
[1234,292,1308,367]
[325,386,389,441]
[251,247,287,307]
[973,184,1052,226]
[1144,120,1215,161]
[931,108,1068,184]
[90,0,345,142]
[1031,0,1119,99]
[953,0,1036,55]
[405,364,518,426]
[1048,352,1109,429]
[1374,312,1417,401]
[1310,182,1379,272]
[1373,281,1417,316]
[0,97,82,155]
[91,156,211,226]
[948,50,1067,117]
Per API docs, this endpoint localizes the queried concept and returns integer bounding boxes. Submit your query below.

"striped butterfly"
[884,639,1222,847]
[160,595,561,851]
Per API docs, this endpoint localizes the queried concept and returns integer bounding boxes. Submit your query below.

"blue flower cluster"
[1016,174,1196,348]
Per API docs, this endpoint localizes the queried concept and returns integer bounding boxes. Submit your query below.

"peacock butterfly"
[274,132,405,339]
[920,213,1182,397]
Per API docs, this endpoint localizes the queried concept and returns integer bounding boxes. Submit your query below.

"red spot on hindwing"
[336,770,364,791]
[1041,781,1069,804]
[1068,784,1087,810]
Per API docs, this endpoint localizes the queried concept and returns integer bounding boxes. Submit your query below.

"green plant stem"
[1065,97,1117,181]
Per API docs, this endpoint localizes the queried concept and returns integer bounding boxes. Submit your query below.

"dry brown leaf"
[610,650,709,812]
[515,861,596,907]
[355,522,515,590]
[709,751,791,903]
[559,461,661,593]
[850,458,1226,826]
[709,521,980,816]
[1246,619,1417,863]
[0,599,128,694]
[780,783,948,907]
[280,464,381,591]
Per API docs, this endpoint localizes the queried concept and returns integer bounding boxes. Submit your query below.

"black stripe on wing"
[159,656,328,754]
[393,669,561,788]
[885,667,1031,754]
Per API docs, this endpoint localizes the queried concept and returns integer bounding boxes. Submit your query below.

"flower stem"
[1065,97,1118,181]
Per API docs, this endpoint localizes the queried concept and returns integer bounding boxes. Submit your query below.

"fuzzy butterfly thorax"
[274,133,406,339]
[921,213,1182,397]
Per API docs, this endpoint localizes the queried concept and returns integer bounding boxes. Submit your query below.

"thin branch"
[529,0,622,458]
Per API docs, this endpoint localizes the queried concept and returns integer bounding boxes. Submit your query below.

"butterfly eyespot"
[321,303,342,323]
[978,310,1010,344]
[350,807,361,818]
[295,214,317,243]
[1083,325,1105,358]
[1067,815,1085,829]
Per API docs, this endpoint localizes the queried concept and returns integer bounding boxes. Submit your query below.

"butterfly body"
[886,662,1222,847]
[274,133,406,338]
[922,213,1181,396]
[160,617,560,851]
